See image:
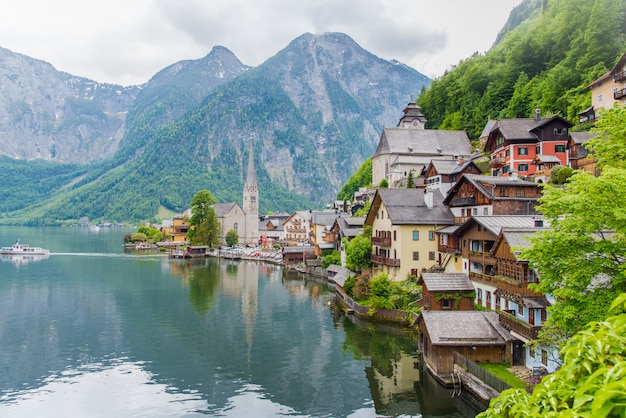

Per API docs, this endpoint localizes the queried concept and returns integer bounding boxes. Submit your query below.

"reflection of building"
[366,352,421,405]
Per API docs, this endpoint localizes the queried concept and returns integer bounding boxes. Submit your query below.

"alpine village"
[2,0,626,416]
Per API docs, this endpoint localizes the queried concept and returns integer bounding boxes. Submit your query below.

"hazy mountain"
[0,33,430,223]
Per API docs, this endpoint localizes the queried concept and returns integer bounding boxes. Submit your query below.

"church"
[213,142,260,245]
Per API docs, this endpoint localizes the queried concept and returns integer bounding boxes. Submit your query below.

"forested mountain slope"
[417,0,626,139]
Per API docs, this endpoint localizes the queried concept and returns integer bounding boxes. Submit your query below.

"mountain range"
[0,32,430,224]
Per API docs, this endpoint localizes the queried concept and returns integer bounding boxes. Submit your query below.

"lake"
[0,226,482,417]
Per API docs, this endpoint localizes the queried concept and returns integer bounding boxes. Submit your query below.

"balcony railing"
[614,87,626,100]
[498,310,542,341]
[614,70,626,82]
[451,196,476,206]
[489,157,507,168]
[468,272,542,297]
[371,236,392,246]
[371,254,401,267]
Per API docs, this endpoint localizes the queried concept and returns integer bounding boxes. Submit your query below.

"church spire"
[245,140,257,189]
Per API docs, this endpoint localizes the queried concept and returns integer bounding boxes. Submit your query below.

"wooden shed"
[417,311,514,376]
[418,272,475,311]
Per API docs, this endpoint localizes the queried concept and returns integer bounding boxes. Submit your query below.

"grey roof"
[500,228,545,253]
[327,265,355,287]
[430,159,468,175]
[570,131,596,145]
[491,118,547,140]
[213,202,239,216]
[479,119,497,138]
[283,245,315,254]
[311,211,349,227]
[420,273,474,292]
[522,296,551,309]
[420,311,514,346]
[460,215,546,236]
[161,219,173,228]
[372,188,455,225]
[533,154,562,164]
[436,224,463,234]
[375,128,472,157]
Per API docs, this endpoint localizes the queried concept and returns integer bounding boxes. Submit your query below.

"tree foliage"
[225,229,239,247]
[336,158,372,202]
[417,0,626,138]
[344,235,372,273]
[187,190,220,246]
[478,294,626,417]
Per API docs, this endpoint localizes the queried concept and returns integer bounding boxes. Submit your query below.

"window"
[483,207,489,215]
[598,94,603,103]
[516,188,525,197]
[428,231,435,241]
[234,223,239,232]
[486,291,492,306]
[429,251,435,260]
[529,347,536,359]
[518,147,528,155]
[473,208,478,215]
[555,144,566,152]
[518,304,524,316]
[393,230,396,241]
[440,235,448,245]
[477,288,483,304]
[517,163,529,172]
[505,149,510,157]
[541,349,549,367]
[502,165,510,174]
[412,231,419,240]
[536,146,540,154]
[440,299,452,309]
[412,251,419,260]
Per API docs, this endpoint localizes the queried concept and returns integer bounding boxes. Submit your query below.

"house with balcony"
[568,131,600,176]
[282,210,313,245]
[310,211,350,256]
[581,51,626,122]
[161,211,191,243]
[483,111,573,178]
[365,187,454,281]
[422,156,483,197]
[372,103,472,188]
[530,154,562,184]
[443,173,542,224]
[489,227,559,373]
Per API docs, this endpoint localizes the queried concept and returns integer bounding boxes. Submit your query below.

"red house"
[483,111,573,178]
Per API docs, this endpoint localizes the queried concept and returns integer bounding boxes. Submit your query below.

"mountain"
[0,33,430,224]
[0,47,139,163]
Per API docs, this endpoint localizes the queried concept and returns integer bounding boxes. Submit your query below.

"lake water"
[0,226,482,417]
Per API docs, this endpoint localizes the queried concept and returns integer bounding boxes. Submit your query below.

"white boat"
[0,239,50,255]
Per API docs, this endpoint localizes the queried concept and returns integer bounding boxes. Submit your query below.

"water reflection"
[0,253,50,266]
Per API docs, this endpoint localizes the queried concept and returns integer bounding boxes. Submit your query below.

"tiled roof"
[466,216,546,236]
[420,311,514,346]
[420,273,474,292]
[375,128,472,157]
[375,188,454,225]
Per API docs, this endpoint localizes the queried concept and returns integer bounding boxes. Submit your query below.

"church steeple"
[242,140,259,245]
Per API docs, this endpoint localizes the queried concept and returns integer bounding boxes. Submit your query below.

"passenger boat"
[0,239,50,255]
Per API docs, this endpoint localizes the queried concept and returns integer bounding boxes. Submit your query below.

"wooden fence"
[454,352,511,394]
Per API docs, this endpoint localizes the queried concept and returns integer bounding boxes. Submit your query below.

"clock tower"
[242,141,260,245]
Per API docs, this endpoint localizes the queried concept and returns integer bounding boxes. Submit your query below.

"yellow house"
[161,211,191,243]
[581,51,626,122]
[365,188,455,281]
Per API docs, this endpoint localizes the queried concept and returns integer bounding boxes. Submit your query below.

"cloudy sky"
[0,0,522,86]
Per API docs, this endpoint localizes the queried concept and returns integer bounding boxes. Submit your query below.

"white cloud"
[0,0,522,85]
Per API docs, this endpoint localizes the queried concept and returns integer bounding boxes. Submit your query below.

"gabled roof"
[213,202,240,216]
[484,116,573,151]
[311,211,349,227]
[420,311,514,346]
[327,265,355,288]
[374,128,472,158]
[365,188,454,226]
[569,131,596,145]
[419,273,474,292]
[427,158,481,176]
[532,154,562,164]
[491,227,547,260]
[443,174,540,205]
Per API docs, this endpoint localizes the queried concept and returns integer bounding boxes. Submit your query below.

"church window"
[234,223,238,232]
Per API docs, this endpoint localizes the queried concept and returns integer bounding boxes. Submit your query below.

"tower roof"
[245,141,257,188]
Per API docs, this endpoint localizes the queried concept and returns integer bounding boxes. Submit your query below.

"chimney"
[534,109,541,121]
[457,157,464,165]
[424,187,434,209]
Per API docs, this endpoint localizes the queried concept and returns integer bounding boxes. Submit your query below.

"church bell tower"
[243,141,260,245]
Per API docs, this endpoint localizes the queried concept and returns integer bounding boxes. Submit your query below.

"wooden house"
[282,245,315,265]
[483,112,573,178]
[568,131,599,176]
[418,273,475,311]
[443,174,541,224]
[422,157,483,197]
[418,311,514,375]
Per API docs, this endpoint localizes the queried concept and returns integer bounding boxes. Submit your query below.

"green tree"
[225,229,239,247]
[406,170,415,188]
[322,250,341,269]
[187,190,220,246]
[378,178,389,188]
[478,294,626,417]
[344,235,372,273]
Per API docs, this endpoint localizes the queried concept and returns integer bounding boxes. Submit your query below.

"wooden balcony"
[614,87,626,100]
[489,156,507,168]
[371,236,392,247]
[451,196,476,206]
[468,251,497,265]
[498,310,542,341]
[614,70,626,82]
[438,243,461,254]
[468,272,542,297]
[371,254,401,267]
